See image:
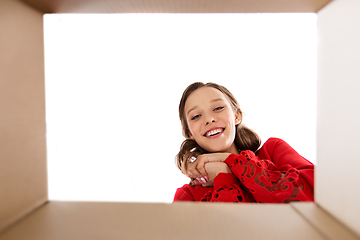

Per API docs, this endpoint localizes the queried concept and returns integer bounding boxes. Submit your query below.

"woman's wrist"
[200,162,232,187]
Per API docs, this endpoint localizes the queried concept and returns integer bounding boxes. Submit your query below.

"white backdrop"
[44,13,317,203]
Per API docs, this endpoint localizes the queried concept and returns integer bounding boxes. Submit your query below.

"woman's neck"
[225,143,240,155]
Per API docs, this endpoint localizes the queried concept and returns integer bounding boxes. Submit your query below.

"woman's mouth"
[204,128,225,137]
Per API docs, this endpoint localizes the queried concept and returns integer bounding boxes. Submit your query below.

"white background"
[44,13,317,203]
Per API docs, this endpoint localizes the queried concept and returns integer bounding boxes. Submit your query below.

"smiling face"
[184,87,241,154]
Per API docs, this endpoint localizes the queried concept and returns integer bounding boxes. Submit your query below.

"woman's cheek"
[189,123,201,138]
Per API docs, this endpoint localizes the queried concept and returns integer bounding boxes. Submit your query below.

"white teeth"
[206,128,223,137]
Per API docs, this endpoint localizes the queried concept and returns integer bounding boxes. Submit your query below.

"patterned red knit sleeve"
[173,174,255,202]
[200,173,255,202]
[225,150,314,203]
[256,138,314,189]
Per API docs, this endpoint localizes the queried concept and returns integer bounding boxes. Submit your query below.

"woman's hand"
[186,152,232,184]
[199,162,232,187]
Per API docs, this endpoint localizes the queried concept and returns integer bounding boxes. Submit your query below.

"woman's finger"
[195,155,210,179]
[187,162,202,179]
[190,179,201,186]
[188,165,208,184]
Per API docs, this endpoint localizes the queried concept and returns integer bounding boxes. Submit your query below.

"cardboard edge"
[290,202,360,240]
[0,201,327,240]
[0,200,49,236]
[315,0,333,12]
[0,0,47,232]
[18,0,47,14]
[20,0,332,14]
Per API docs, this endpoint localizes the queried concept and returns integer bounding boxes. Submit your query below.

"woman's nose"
[205,118,216,125]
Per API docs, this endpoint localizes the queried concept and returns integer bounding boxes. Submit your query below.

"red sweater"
[173,138,314,203]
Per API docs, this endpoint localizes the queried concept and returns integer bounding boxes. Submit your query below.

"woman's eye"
[191,115,200,120]
[214,106,224,111]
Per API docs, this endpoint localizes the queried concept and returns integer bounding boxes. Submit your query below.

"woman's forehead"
[191,87,226,100]
[185,87,227,111]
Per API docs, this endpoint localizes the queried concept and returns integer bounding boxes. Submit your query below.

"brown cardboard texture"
[0,0,47,233]
[21,0,331,13]
[2,0,360,239]
[291,202,359,240]
[0,201,325,240]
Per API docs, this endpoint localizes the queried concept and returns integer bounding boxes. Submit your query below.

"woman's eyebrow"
[187,106,198,116]
[211,98,224,103]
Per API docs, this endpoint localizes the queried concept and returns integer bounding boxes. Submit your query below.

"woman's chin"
[204,146,230,153]
[202,143,238,154]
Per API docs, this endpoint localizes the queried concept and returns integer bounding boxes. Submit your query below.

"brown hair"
[176,82,261,172]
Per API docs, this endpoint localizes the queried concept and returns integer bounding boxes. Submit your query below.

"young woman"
[173,82,314,203]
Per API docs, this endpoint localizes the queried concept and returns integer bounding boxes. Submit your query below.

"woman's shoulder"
[256,137,292,160]
[259,137,287,152]
[256,137,314,168]
[263,137,286,145]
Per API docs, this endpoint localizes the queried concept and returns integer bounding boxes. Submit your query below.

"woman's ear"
[235,111,242,125]
[188,131,195,140]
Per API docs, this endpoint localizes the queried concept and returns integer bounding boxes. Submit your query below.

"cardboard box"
[1,0,360,239]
